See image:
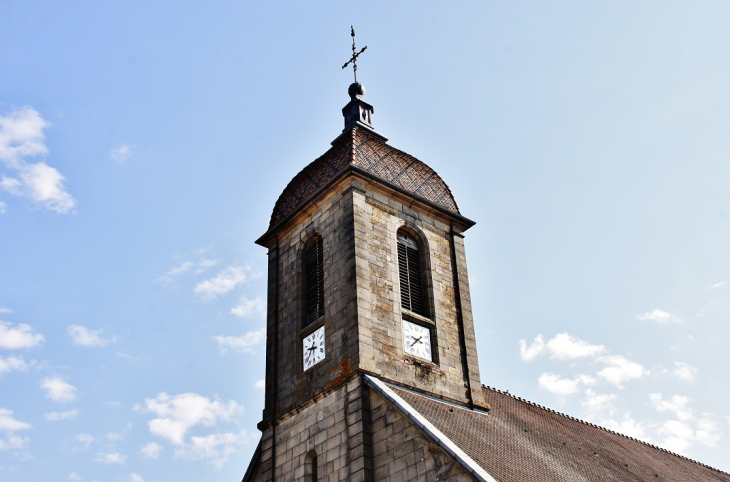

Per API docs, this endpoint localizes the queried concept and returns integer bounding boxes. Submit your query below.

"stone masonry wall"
[369,382,473,481]
[351,179,484,406]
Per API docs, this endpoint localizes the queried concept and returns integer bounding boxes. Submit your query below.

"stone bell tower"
[245,81,486,481]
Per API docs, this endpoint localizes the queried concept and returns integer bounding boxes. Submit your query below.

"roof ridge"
[481,384,730,477]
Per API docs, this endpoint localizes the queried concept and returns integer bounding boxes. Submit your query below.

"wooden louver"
[397,232,425,316]
[305,236,325,325]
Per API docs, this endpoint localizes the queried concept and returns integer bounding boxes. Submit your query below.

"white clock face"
[303,326,326,371]
[403,320,432,361]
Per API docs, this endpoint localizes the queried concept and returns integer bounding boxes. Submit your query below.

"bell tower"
[249,78,486,481]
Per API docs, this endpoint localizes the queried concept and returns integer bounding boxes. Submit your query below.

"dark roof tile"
[390,385,730,482]
[269,127,460,228]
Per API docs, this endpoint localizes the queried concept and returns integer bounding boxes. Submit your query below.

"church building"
[242,48,730,481]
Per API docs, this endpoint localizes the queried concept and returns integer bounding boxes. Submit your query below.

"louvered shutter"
[397,232,425,316]
[305,236,325,325]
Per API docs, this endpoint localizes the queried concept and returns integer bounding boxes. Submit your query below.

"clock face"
[302,326,326,371]
[403,319,432,361]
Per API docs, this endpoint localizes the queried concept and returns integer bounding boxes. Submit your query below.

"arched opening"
[397,229,425,316]
[304,235,324,326]
[304,449,318,481]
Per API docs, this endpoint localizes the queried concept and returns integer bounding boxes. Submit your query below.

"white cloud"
[0,107,75,212]
[0,355,31,375]
[230,296,265,319]
[0,307,12,314]
[581,389,617,416]
[636,309,681,324]
[671,362,697,381]
[706,281,726,289]
[0,434,29,451]
[538,373,595,396]
[0,199,6,214]
[648,393,722,453]
[519,333,604,361]
[44,410,78,421]
[40,376,78,403]
[212,328,265,354]
[546,333,605,360]
[649,393,693,421]
[135,392,243,445]
[139,441,163,459]
[93,452,126,464]
[518,334,545,361]
[67,325,117,347]
[0,408,31,432]
[110,144,133,164]
[68,472,82,481]
[175,431,250,468]
[129,474,145,482]
[596,355,647,388]
[602,415,652,442]
[194,266,255,300]
[74,433,94,451]
[0,321,44,349]
[254,379,265,390]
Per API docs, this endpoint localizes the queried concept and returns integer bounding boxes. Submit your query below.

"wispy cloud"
[636,309,681,324]
[93,452,127,464]
[175,430,250,468]
[254,380,265,390]
[670,362,697,382]
[67,325,117,347]
[581,389,617,417]
[0,321,44,349]
[44,410,78,421]
[0,107,76,213]
[158,258,219,283]
[650,393,722,454]
[139,441,163,459]
[230,296,265,319]
[73,433,94,451]
[40,376,78,403]
[194,266,257,301]
[0,307,12,314]
[212,328,266,354]
[110,144,133,164]
[0,355,32,375]
[706,281,726,290]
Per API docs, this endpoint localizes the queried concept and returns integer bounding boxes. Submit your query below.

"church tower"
[246,78,487,481]
[243,31,730,482]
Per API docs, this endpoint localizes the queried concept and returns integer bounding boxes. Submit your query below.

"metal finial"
[341,25,367,83]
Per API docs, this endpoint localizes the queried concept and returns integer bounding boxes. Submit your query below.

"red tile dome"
[269,126,460,228]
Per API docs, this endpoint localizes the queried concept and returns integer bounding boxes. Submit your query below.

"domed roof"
[268,126,460,228]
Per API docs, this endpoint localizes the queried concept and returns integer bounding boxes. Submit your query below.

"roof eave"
[256,165,476,248]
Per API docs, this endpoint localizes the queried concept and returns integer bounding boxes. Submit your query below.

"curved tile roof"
[269,126,460,228]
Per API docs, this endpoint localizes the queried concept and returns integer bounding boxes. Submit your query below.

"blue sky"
[1,1,729,480]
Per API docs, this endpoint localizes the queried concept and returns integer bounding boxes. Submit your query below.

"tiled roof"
[268,126,460,228]
[390,385,730,482]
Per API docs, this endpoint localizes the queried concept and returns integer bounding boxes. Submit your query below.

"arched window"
[304,235,325,325]
[304,449,318,481]
[397,230,425,316]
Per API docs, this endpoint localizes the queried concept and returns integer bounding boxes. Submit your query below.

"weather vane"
[342,26,367,83]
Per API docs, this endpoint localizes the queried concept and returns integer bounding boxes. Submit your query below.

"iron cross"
[342,26,367,82]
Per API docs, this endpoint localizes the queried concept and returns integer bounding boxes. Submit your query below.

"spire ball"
[348,82,365,100]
